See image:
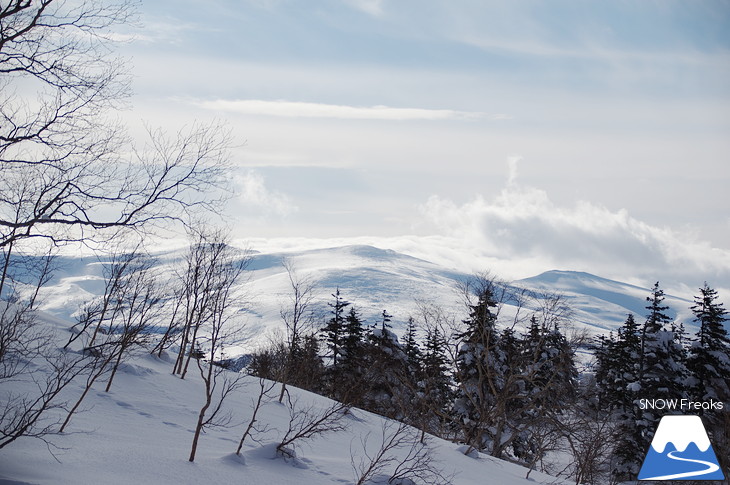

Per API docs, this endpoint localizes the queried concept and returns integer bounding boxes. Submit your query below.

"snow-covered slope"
[0,311,569,485]
[516,270,694,332]
[0,245,709,484]
[30,245,697,352]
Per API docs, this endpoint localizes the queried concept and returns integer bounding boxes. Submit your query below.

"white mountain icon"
[651,415,711,453]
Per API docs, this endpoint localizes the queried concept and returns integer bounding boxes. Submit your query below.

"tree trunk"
[105,348,125,392]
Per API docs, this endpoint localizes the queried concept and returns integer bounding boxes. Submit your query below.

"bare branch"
[276,399,348,459]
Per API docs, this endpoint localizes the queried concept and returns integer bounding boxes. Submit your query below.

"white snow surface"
[1,244,701,484]
[650,415,712,453]
[0,310,569,485]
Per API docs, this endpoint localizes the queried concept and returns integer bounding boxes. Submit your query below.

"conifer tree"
[686,283,730,403]
[339,306,367,400]
[614,283,688,481]
[594,314,641,411]
[363,309,406,416]
[521,315,576,411]
[412,326,452,439]
[593,331,616,407]
[370,309,394,347]
[402,317,422,366]
[640,283,672,385]
[512,314,577,463]
[640,282,687,400]
[320,288,350,368]
[421,327,451,409]
[291,333,325,393]
[453,282,508,455]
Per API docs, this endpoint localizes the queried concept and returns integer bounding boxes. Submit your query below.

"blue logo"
[638,415,725,481]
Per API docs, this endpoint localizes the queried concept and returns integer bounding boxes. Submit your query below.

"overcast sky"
[118,0,730,292]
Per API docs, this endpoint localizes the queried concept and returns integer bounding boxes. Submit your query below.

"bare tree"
[173,227,242,379]
[187,229,250,462]
[352,420,453,485]
[102,254,161,391]
[59,248,162,432]
[64,247,143,350]
[235,377,277,455]
[1,1,232,251]
[276,400,348,459]
[1,0,235,452]
[557,410,617,485]
[0,347,88,449]
[0,252,56,382]
[0,242,89,449]
[58,342,117,434]
[150,282,185,358]
[277,258,317,402]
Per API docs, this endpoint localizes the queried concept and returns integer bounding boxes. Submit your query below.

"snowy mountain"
[30,244,697,353]
[516,270,694,332]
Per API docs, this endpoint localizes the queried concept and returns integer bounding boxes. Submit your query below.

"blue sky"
[118,0,730,291]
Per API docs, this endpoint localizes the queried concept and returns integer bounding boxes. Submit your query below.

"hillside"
[0,311,570,485]
[516,270,694,332]
[30,244,697,353]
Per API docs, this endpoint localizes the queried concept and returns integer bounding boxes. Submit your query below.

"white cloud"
[344,0,385,17]
[417,182,730,290]
[235,170,297,217]
[192,98,484,121]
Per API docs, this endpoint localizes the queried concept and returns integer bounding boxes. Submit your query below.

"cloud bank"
[193,99,485,121]
[418,183,730,291]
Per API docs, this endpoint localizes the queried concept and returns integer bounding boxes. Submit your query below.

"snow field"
[0,345,569,485]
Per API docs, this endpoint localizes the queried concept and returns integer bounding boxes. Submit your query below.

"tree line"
[248,274,730,484]
[593,282,730,483]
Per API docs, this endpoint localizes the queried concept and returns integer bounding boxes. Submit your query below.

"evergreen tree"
[453,283,509,455]
[521,315,577,410]
[513,315,577,463]
[413,326,452,438]
[594,314,641,411]
[686,283,730,403]
[291,333,325,393]
[369,309,394,348]
[614,283,688,481]
[320,288,350,367]
[640,282,672,384]
[379,309,393,333]
[362,309,406,416]
[338,306,367,401]
[593,331,618,408]
[402,316,422,366]
[640,282,687,400]
[342,307,366,364]
[421,327,451,409]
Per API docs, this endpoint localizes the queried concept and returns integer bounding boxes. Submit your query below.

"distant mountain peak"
[521,269,644,289]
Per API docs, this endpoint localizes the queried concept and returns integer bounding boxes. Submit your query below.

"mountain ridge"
[22,244,701,351]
